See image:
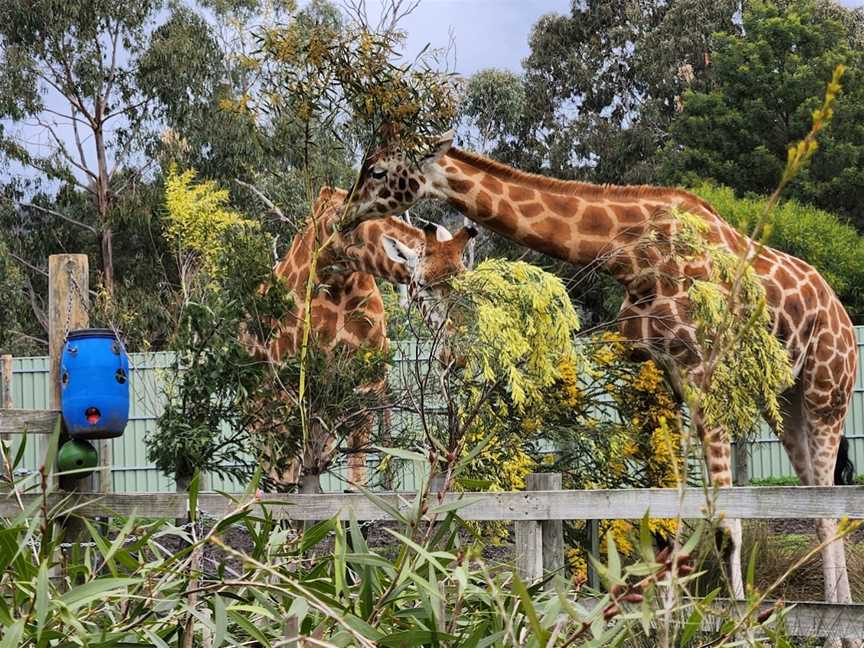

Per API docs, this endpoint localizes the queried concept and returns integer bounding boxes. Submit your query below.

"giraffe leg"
[699,421,745,598]
[809,417,856,648]
[778,383,857,648]
[346,414,372,491]
[806,415,853,600]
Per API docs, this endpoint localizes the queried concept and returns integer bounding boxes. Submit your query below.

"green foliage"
[150,170,394,489]
[465,0,738,182]
[163,167,258,278]
[253,3,459,160]
[450,260,581,408]
[664,209,794,437]
[0,238,35,355]
[461,69,526,148]
[149,224,282,484]
[690,181,864,320]
[3,432,807,647]
[662,0,864,227]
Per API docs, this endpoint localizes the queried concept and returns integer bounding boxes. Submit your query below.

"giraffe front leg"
[346,414,372,491]
[700,422,745,599]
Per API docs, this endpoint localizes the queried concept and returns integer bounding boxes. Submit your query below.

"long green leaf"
[213,594,227,648]
[383,528,451,574]
[680,588,720,646]
[380,630,458,646]
[229,611,271,646]
[59,577,141,610]
[512,572,549,646]
[374,446,427,463]
[41,417,61,480]
[188,470,201,523]
[0,620,24,648]
[35,562,49,640]
[299,517,336,553]
[606,532,622,583]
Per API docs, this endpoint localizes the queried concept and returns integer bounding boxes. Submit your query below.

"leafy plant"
[2,430,843,647]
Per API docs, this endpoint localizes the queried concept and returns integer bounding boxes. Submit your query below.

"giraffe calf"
[248,186,475,491]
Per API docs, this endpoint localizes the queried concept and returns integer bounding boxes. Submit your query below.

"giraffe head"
[342,130,456,227]
[318,186,477,329]
[379,221,477,327]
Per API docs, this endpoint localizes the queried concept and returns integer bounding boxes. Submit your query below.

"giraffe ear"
[435,224,453,242]
[423,221,453,242]
[381,235,418,267]
[453,225,478,247]
[421,129,455,167]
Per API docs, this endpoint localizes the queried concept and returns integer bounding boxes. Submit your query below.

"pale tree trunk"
[93,100,115,296]
[300,472,322,494]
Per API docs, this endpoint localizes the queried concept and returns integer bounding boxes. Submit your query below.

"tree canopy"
[662,0,864,227]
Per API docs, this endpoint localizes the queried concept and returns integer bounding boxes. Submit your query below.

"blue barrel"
[60,328,129,440]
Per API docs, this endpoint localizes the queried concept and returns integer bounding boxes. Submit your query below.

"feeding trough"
[60,328,130,440]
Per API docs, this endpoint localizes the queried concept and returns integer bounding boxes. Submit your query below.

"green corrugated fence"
[3,330,864,492]
[0,347,428,493]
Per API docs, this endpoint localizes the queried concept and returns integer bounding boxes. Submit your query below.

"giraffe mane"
[447,147,718,212]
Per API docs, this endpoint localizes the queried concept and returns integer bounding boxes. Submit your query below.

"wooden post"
[528,473,564,585]
[588,520,601,590]
[515,473,544,582]
[1,354,12,445]
[734,440,750,486]
[48,255,95,543]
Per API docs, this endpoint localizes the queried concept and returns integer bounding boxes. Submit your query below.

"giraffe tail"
[834,436,856,485]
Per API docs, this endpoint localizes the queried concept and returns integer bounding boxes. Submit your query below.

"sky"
[369,0,571,75]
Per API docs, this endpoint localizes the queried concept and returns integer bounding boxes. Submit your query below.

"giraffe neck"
[273,213,411,297]
[432,147,711,284]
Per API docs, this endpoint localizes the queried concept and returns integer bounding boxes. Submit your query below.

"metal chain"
[62,275,74,343]
[62,265,89,342]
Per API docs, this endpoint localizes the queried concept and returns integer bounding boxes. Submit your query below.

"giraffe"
[341,133,859,614]
[251,185,475,492]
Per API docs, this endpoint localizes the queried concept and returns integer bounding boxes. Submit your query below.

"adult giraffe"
[342,133,858,612]
[251,186,475,492]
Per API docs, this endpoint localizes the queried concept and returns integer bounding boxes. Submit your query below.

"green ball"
[57,439,98,478]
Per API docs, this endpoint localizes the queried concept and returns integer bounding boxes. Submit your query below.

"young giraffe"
[343,134,859,613]
[252,186,475,492]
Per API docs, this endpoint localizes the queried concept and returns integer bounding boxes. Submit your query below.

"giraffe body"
[252,186,474,491]
[345,138,858,616]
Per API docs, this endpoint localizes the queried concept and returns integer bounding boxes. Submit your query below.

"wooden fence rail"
[5,485,860,521]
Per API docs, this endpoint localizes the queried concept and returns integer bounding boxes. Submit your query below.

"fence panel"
[7,328,864,491]
[4,347,423,493]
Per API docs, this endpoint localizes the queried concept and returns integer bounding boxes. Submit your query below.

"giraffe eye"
[370,168,387,180]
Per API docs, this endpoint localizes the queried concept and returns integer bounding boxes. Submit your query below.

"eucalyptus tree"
[0,0,179,294]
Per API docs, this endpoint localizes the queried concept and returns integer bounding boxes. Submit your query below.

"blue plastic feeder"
[60,328,130,440]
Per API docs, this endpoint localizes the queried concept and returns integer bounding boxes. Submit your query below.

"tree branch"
[31,115,98,181]
[8,251,48,278]
[22,274,48,332]
[70,104,91,173]
[19,201,98,234]
[233,178,288,221]
[102,18,121,109]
